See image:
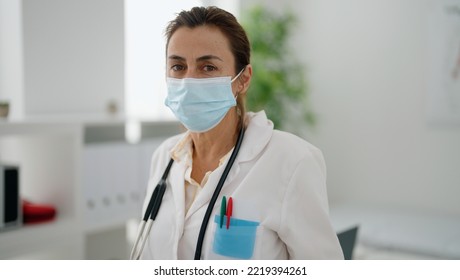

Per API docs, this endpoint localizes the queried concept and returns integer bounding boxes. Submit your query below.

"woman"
[134,6,343,260]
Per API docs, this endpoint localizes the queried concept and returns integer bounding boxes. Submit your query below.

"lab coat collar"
[184,110,273,220]
[238,110,274,163]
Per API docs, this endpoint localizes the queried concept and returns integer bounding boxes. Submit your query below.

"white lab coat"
[141,111,344,260]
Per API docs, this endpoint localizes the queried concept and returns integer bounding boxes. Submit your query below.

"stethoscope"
[130,125,245,260]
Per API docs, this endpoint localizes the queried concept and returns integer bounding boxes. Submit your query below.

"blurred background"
[0,0,459,259]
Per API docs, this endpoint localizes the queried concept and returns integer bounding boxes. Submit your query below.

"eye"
[202,65,217,72]
[171,64,185,72]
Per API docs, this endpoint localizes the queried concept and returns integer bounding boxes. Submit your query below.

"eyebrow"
[168,54,223,62]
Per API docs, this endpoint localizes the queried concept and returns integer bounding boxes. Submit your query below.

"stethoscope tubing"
[130,220,153,260]
[130,159,174,260]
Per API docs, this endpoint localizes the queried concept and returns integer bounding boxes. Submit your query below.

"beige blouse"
[170,132,232,215]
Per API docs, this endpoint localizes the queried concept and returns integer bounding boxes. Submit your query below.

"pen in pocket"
[226,197,233,229]
[220,196,226,228]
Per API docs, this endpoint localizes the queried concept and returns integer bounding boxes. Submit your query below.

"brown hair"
[165,6,251,126]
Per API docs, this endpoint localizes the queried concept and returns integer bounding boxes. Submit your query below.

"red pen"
[226,197,233,229]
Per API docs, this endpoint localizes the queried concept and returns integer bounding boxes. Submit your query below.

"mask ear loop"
[231,66,247,100]
[231,66,246,83]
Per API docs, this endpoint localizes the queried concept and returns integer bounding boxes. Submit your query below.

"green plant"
[242,5,315,131]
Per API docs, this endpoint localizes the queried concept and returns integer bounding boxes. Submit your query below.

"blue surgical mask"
[165,70,244,132]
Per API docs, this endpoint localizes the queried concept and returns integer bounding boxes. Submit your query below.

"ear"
[238,64,252,95]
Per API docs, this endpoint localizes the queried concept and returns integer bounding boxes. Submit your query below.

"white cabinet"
[0,121,84,259]
[82,139,166,234]
[0,0,125,119]
[0,118,180,259]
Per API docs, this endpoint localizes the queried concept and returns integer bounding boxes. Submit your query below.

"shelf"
[0,118,181,142]
[0,218,83,259]
[0,124,84,259]
[0,120,83,137]
[0,118,180,259]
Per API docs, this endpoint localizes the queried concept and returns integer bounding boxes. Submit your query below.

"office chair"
[337,226,359,260]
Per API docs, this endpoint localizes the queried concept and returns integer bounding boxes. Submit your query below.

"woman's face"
[166,25,237,80]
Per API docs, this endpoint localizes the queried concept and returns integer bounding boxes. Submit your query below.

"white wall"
[241,0,460,216]
[0,0,24,118]
[21,0,124,117]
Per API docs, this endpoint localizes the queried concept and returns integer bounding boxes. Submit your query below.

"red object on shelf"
[22,200,57,224]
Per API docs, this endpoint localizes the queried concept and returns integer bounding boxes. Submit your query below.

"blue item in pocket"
[212,215,259,259]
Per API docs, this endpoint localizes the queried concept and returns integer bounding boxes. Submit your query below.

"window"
[124,0,202,120]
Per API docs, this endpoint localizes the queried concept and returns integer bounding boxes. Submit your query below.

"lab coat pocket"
[211,215,260,259]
